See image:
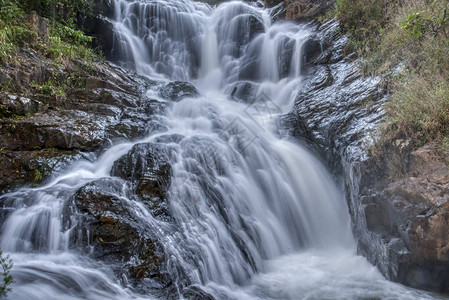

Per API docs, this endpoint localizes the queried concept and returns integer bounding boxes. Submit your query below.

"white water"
[0,0,445,299]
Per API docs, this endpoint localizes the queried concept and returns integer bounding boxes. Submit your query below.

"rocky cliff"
[280,2,449,293]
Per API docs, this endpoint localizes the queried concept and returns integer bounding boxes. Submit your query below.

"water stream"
[0,0,445,299]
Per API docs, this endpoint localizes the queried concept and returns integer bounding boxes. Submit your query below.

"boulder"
[63,179,169,289]
[112,142,173,221]
[0,149,82,193]
[159,81,200,101]
[360,143,449,292]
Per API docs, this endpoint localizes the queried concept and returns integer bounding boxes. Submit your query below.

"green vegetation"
[333,0,449,150]
[0,0,103,119]
[0,0,98,63]
[0,104,12,118]
[0,250,12,297]
[34,169,43,181]
[40,80,65,96]
[19,0,94,21]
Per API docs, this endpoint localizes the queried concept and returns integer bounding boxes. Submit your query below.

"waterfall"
[0,1,443,299]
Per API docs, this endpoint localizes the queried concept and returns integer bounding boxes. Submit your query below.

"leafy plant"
[0,250,13,298]
[401,9,448,40]
[54,23,92,45]
[34,169,43,181]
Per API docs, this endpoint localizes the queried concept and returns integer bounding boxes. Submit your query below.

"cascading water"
[0,1,445,299]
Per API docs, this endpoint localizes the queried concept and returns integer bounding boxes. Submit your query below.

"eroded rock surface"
[112,142,174,221]
[0,48,167,193]
[264,0,335,20]
[287,19,449,292]
[159,81,200,102]
[63,178,172,294]
[359,143,449,291]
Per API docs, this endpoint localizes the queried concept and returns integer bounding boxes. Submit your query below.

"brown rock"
[361,143,449,291]
[264,0,283,7]
[409,202,449,261]
[63,179,168,285]
[284,0,335,20]
[86,77,126,93]
[27,12,49,43]
[0,149,80,193]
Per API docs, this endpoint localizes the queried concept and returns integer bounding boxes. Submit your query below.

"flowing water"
[0,0,445,299]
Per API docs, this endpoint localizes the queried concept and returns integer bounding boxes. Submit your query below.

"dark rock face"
[264,0,284,7]
[112,143,174,221]
[0,149,82,193]
[27,12,49,43]
[83,0,116,59]
[288,19,449,293]
[285,20,385,170]
[159,81,200,102]
[0,94,44,117]
[0,47,166,193]
[63,179,171,292]
[60,141,182,296]
[0,110,112,151]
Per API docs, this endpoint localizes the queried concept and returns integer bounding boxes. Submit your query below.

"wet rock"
[112,143,173,221]
[159,81,200,101]
[0,110,113,151]
[278,37,296,77]
[264,0,284,7]
[303,38,322,65]
[0,44,165,194]
[248,15,265,39]
[286,20,385,169]
[0,149,81,193]
[183,286,216,300]
[63,179,169,289]
[86,77,127,93]
[268,1,286,21]
[288,19,449,292]
[238,58,260,81]
[227,81,259,103]
[0,93,44,117]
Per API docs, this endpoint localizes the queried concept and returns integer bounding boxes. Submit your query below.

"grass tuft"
[332,0,449,150]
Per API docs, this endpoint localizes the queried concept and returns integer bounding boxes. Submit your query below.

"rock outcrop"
[265,0,335,20]
[159,81,200,102]
[359,143,449,292]
[63,178,173,295]
[284,0,335,20]
[0,47,166,193]
[112,143,174,221]
[288,19,449,292]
